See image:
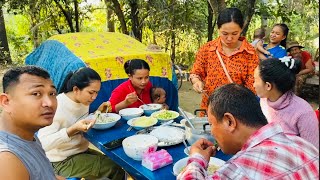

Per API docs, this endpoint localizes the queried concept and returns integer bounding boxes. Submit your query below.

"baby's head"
[150,87,166,104]
[253,28,266,39]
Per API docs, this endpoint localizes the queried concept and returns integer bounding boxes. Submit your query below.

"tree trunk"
[217,0,226,12]
[74,0,80,32]
[108,0,128,34]
[207,1,214,41]
[29,2,41,48]
[53,0,75,32]
[170,0,176,63]
[261,0,268,28]
[129,0,142,41]
[152,31,157,44]
[171,30,176,63]
[241,0,256,36]
[106,6,115,32]
[207,0,223,41]
[0,7,11,64]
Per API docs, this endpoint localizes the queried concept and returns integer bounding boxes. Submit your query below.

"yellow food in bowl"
[180,164,220,174]
[152,110,179,121]
[132,116,157,127]
[207,164,220,174]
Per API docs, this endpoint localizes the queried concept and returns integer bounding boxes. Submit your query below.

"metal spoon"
[178,107,196,130]
[76,111,89,121]
[126,126,133,131]
[182,138,190,154]
[136,97,151,107]
[158,120,174,127]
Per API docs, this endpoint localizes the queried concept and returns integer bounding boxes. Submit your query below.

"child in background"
[252,28,271,60]
[150,87,169,109]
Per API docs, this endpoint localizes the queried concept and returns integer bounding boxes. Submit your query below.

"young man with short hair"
[0,66,64,180]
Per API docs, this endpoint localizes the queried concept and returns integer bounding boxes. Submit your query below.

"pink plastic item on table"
[142,149,173,171]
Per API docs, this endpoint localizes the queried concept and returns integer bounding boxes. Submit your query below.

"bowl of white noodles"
[87,112,121,130]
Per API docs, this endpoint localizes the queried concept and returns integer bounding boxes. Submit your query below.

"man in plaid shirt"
[178,84,319,180]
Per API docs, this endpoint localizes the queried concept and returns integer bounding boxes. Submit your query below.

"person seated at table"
[38,67,125,180]
[177,84,319,180]
[109,59,152,113]
[150,86,169,109]
[286,41,316,96]
[0,66,65,180]
[253,57,319,147]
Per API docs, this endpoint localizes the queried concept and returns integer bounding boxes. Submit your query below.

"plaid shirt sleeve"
[177,153,210,180]
[177,153,248,180]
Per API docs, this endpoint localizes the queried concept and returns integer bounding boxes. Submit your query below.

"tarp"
[26,32,178,112]
[49,32,172,82]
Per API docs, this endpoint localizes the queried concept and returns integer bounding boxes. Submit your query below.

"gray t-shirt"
[0,131,56,180]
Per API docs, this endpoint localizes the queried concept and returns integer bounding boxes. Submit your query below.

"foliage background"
[1,0,319,67]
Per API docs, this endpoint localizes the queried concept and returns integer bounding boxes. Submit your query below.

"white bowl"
[119,108,144,121]
[139,104,162,116]
[122,134,158,161]
[173,157,225,176]
[151,110,180,123]
[127,116,158,130]
[87,113,121,130]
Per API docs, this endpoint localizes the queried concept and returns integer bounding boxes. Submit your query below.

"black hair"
[59,67,101,94]
[273,23,289,48]
[217,7,244,29]
[208,84,268,127]
[124,59,150,75]
[2,65,51,93]
[150,86,165,102]
[258,57,302,94]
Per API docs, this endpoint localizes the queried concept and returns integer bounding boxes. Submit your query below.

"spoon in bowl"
[137,97,151,107]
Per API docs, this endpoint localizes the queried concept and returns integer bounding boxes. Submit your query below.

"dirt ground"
[177,80,202,114]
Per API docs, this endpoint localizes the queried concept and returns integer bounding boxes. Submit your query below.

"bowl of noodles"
[127,116,158,130]
[87,113,121,130]
[173,157,225,176]
[139,103,162,116]
[151,110,180,123]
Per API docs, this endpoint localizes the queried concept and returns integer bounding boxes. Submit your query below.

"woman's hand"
[67,118,96,137]
[192,80,204,93]
[189,138,215,162]
[125,92,138,105]
[98,101,112,113]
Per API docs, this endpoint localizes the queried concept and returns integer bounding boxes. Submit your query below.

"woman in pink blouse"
[254,57,319,148]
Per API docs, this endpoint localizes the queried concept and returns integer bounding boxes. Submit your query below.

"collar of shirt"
[208,37,256,55]
[240,122,283,151]
[266,91,294,110]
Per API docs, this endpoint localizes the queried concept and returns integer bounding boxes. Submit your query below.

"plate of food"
[173,157,225,176]
[151,110,180,123]
[127,116,158,130]
[149,126,185,147]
